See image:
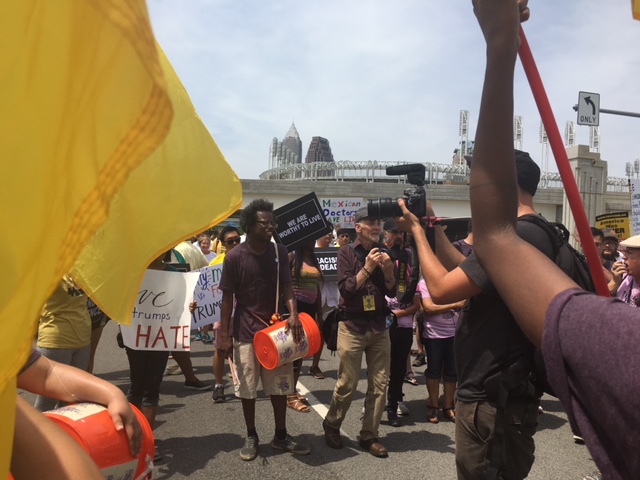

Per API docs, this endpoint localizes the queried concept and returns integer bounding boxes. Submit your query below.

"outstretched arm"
[470,0,576,347]
[395,208,481,304]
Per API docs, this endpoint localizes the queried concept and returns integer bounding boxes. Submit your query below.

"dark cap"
[354,207,371,223]
[515,150,541,196]
[383,218,398,231]
[602,228,619,242]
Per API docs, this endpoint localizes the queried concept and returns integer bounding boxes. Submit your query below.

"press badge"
[363,295,376,311]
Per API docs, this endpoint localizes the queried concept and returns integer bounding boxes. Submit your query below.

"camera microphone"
[385,164,426,176]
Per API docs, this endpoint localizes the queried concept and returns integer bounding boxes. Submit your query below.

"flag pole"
[517,26,609,297]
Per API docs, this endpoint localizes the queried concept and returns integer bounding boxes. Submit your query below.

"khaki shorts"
[234,341,294,399]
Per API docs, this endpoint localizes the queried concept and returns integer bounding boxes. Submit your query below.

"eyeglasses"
[224,237,241,245]
[387,230,400,234]
[255,220,278,228]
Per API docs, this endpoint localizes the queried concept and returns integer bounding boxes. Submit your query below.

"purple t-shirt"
[544,288,640,479]
[417,279,458,338]
[219,242,291,343]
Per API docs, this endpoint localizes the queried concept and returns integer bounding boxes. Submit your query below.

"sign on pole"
[320,197,364,229]
[595,212,631,241]
[631,179,640,236]
[577,91,600,126]
[121,269,200,351]
[273,192,333,252]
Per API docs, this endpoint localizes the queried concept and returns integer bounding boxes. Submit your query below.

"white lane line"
[297,381,353,442]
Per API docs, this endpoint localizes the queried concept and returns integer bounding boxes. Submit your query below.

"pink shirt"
[417,279,458,339]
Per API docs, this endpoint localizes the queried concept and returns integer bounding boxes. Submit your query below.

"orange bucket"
[43,402,154,480]
[253,312,322,370]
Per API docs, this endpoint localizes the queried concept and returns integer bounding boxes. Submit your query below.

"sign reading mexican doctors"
[273,192,333,252]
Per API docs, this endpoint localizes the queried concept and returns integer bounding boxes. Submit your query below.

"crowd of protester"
[17,3,639,480]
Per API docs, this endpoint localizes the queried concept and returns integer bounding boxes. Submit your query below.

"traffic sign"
[577,91,600,126]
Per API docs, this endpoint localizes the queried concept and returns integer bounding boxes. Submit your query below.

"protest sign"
[273,192,333,252]
[631,179,640,236]
[595,211,631,241]
[320,197,363,229]
[121,269,200,351]
[191,264,224,328]
[315,247,338,280]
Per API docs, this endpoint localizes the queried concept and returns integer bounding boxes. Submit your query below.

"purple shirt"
[615,275,640,307]
[544,288,640,479]
[219,242,291,343]
[417,279,458,338]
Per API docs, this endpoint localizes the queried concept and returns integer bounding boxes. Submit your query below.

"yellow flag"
[634,0,640,20]
[71,47,242,324]
[0,0,172,475]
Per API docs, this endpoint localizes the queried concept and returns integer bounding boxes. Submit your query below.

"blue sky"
[147,1,640,180]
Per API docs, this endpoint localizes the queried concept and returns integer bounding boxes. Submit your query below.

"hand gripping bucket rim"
[42,402,155,480]
[253,312,322,370]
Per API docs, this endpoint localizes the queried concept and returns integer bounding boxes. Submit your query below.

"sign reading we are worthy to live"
[273,192,333,252]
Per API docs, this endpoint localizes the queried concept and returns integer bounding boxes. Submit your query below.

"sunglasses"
[224,237,241,245]
[255,220,278,228]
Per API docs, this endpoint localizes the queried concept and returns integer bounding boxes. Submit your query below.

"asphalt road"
[24,321,599,479]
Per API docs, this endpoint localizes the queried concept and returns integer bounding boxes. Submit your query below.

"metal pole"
[572,104,640,119]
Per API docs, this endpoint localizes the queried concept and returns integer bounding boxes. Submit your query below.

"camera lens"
[367,198,402,219]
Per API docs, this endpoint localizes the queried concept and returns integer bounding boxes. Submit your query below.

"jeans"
[34,345,90,412]
[424,336,457,382]
[325,321,390,441]
[125,348,170,408]
[386,326,413,410]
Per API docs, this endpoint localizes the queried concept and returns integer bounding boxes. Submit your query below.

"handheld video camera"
[366,164,427,219]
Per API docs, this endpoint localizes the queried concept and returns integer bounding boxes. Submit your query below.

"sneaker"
[397,401,410,416]
[184,379,212,391]
[212,384,226,403]
[239,436,259,461]
[387,410,401,427]
[201,332,214,343]
[164,362,182,376]
[583,470,603,480]
[573,434,585,445]
[194,332,202,341]
[270,434,310,455]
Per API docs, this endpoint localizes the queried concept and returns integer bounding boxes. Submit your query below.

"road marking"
[297,381,353,442]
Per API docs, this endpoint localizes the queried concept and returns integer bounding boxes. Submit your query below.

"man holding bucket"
[218,198,310,461]
[323,207,396,457]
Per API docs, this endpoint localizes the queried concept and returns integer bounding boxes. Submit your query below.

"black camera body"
[367,164,427,219]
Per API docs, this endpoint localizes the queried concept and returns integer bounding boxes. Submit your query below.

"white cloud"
[148,0,640,179]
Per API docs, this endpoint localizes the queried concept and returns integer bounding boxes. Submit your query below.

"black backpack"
[519,214,596,293]
[519,214,597,397]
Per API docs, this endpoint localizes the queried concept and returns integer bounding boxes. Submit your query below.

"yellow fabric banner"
[634,0,640,20]
[71,47,242,324]
[0,0,172,475]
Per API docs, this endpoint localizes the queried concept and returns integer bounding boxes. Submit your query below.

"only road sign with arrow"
[577,91,600,126]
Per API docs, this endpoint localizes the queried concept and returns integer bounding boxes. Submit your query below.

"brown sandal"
[443,407,455,423]
[427,405,439,424]
[287,394,310,413]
